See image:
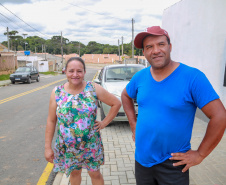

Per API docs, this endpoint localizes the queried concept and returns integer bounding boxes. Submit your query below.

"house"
[17,55,49,72]
[56,53,79,68]
[81,54,119,64]
[35,53,62,71]
[0,43,17,75]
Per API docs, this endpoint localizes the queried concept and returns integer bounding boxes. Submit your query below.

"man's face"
[142,35,172,70]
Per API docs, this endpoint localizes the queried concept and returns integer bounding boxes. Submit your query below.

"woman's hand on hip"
[94,120,108,132]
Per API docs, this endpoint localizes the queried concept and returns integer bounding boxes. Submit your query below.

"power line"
[0,13,40,35]
[0,12,24,30]
[0,3,51,39]
[62,0,129,22]
[0,13,45,40]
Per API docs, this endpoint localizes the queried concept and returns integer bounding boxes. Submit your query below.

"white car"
[94,64,145,122]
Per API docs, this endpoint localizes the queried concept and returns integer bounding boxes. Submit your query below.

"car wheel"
[36,76,40,82]
[100,105,105,120]
[11,81,15,84]
[27,77,31,84]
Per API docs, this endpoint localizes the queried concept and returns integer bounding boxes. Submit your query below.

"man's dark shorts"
[135,159,189,185]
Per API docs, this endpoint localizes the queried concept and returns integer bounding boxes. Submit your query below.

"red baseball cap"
[134,26,170,49]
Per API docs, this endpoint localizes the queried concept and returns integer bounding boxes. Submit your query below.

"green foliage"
[2,29,144,57]
[0,74,10,81]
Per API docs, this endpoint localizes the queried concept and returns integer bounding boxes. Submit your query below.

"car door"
[30,67,37,80]
[33,67,39,80]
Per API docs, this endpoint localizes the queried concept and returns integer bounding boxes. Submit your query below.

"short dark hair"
[65,57,86,71]
[142,35,171,50]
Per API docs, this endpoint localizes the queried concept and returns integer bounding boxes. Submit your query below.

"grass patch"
[40,71,58,76]
[0,74,10,81]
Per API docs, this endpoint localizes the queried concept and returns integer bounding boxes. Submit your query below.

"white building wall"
[38,61,49,72]
[17,56,38,62]
[162,0,226,107]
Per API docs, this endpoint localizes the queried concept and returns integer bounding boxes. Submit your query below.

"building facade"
[162,0,226,107]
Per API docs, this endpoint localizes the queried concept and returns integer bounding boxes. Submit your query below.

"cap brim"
[134,32,164,49]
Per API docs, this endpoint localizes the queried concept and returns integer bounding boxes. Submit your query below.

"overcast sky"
[0,0,181,46]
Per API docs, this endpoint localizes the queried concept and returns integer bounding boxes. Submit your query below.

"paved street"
[53,114,226,185]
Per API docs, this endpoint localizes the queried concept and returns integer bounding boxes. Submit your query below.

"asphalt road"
[0,68,97,185]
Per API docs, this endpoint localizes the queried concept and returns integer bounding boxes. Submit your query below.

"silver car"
[94,64,145,122]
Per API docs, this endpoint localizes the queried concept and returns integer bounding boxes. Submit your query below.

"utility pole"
[7,27,9,51]
[121,36,123,62]
[25,42,27,51]
[44,44,46,60]
[22,33,28,51]
[79,41,80,57]
[118,39,120,61]
[132,18,134,58]
[61,31,63,68]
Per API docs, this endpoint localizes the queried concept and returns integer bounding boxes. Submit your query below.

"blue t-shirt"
[126,63,219,167]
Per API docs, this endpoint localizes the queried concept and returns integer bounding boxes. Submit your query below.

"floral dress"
[53,81,104,177]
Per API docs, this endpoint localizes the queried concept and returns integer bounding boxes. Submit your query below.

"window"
[98,69,103,81]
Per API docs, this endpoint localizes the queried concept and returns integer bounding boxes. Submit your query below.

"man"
[121,26,226,185]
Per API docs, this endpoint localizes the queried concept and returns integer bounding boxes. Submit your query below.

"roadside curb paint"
[37,162,54,185]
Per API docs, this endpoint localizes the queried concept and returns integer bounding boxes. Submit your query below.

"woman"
[45,57,121,185]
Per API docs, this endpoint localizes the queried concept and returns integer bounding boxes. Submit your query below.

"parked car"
[62,67,66,74]
[10,66,40,84]
[94,64,145,121]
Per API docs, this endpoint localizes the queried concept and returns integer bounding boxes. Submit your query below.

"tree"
[1,29,139,57]
[4,30,19,50]
[85,41,104,54]
[45,36,70,54]
[26,36,45,53]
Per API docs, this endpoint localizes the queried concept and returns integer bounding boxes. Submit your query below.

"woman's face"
[66,60,86,85]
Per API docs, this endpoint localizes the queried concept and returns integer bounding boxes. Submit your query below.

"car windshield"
[16,67,31,72]
[105,66,144,82]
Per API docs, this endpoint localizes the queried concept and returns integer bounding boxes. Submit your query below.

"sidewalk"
[0,79,11,87]
[52,115,226,185]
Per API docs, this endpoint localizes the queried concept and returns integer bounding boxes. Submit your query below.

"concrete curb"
[0,80,11,87]
[53,172,69,185]
[0,74,55,87]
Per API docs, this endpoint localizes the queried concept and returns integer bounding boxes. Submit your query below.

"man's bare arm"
[171,99,226,172]
[121,88,137,141]
[197,99,226,157]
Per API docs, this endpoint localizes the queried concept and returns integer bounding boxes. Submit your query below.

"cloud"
[0,0,181,45]
[0,0,32,4]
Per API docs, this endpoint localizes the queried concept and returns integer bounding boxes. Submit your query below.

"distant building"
[56,53,79,67]
[17,55,49,72]
[82,54,118,64]
[0,43,17,75]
